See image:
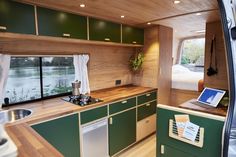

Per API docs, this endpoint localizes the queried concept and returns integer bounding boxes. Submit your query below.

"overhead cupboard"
[0,0,144,45]
[31,90,157,157]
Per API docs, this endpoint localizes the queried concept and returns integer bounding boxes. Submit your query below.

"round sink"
[0,109,33,124]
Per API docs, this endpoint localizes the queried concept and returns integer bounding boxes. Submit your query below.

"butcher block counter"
[3,85,157,157]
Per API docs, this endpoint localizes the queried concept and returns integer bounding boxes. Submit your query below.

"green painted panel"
[80,105,107,124]
[0,0,35,34]
[109,109,136,156]
[122,25,144,44]
[89,18,120,42]
[160,145,196,157]
[37,7,87,39]
[32,114,80,157]
[138,101,157,121]
[109,97,136,115]
[137,91,157,105]
[156,107,224,157]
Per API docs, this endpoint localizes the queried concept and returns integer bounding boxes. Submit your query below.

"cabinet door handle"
[146,103,150,107]
[63,33,71,37]
[132,41,137,44]
[146,93,151,97]
[161,145,165,154]
[0,26,7,31]
[121,100,127,104]
[104,38,110,41]
[109,117,113,125]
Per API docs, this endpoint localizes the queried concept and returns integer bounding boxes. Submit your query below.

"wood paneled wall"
[0,38,135,91]
[204,21,228,90]
[133,25,173,105]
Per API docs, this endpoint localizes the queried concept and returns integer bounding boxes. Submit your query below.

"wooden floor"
[117,134,156,157]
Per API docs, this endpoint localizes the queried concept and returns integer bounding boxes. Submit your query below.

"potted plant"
[129,52,144,72]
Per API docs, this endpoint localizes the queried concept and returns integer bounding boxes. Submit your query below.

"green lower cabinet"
[0,0,35,34]
[138,101,157,121]
[157,106,224,157]
[31,114,80,157]
[160,145,196,157]
[109,109,136,156]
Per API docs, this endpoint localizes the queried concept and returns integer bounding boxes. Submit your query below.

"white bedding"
[172,65,203,91]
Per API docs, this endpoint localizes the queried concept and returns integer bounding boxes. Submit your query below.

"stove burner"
[63,94,102,106]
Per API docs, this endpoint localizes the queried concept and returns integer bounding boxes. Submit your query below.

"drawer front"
[138,101,157,121]
[137,114,156,141]
[137,91,157,105]
[109,97,136,115]
[80,105,107,124]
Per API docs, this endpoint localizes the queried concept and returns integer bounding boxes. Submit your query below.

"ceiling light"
[80,4,85,7]
[195,30,206,33]
[147,22,151,25]
[174,0,181,4]
[196,13,202,16]
[121,15,125,18]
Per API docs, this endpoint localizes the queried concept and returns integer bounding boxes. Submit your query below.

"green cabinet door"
[89,18,121,42]
[32,114,80,157]
[37,7,87,39]
[109,109,136,156]
[160,145,196,157]
[122,25,144,45]
[138,101,157,121]
[0,0,35,34]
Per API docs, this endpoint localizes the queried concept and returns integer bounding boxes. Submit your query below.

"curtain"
[73,54,90,95]
[0,54,11,108]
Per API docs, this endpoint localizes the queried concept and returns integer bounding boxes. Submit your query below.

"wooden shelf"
[0,32,143,48]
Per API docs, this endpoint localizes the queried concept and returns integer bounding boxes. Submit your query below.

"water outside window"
[5,56,75,104]
[5,57,41,103]
[42,57,75,97]
[181,38,205,72]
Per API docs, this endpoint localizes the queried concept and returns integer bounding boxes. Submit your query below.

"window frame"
[3,55,75,107]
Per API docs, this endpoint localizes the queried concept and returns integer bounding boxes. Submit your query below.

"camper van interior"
[0,0,233,157]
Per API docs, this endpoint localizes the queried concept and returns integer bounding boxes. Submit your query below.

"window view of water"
[5,57,75,104]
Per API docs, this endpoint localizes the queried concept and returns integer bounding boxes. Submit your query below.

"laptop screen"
[197,87,226,107]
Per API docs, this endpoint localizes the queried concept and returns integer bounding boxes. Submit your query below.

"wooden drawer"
[80,105,107,124]
[138,101,157,121]
[109,97,136,115]
[137,91,157,105]
[137,114,156,141]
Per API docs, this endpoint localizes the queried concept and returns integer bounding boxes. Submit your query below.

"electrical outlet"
[115,80,121,85]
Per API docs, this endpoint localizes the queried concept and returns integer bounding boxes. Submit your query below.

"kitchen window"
[4,56,75,105]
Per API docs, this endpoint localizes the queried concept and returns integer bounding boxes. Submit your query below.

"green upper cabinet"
[122,25,144,45]
[31,114,80,157]
[109,109,136,156]
[0,0,35,34]
[89,18,121,42]
[37,7,87,39]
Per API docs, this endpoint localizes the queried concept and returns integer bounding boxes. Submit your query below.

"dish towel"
[0,54,11,108]
[73,54,90,94]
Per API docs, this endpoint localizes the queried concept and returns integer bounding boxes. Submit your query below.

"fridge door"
[217,0,236,157]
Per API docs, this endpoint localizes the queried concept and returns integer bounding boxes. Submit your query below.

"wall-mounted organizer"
[168,119,204,148]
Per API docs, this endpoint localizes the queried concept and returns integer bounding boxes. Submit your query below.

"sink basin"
[0,109,32,124]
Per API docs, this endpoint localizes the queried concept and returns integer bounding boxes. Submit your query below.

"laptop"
[191,87,226,108]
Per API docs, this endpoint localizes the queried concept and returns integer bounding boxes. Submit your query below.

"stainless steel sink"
[0,109,32,124]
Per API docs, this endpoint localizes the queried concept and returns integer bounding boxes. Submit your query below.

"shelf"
[0,32,143,48]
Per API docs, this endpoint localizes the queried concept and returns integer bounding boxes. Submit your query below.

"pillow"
[172,64,190,74]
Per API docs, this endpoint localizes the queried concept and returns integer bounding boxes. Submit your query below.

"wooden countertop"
[179,99,228,117]
[4,85,157,157]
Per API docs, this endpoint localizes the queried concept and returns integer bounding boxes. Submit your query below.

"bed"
[172,65,204,91]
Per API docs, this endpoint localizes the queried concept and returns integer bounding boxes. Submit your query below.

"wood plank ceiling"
[18,0,219,38]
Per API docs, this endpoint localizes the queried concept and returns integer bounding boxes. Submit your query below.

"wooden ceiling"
[18,0,220,38]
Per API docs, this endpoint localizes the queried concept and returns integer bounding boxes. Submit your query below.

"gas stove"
[62,95,102,106]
